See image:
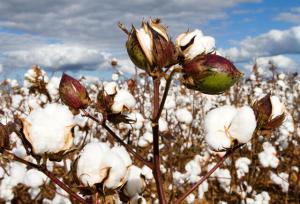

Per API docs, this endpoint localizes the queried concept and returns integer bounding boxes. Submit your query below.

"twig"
[174,144,244,204]
[2,150,86,204]
[81,110,153,169]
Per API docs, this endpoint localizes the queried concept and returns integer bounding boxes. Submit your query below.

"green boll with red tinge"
[182,54,243,95]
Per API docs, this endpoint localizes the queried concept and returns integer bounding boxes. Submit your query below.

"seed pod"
[59,73,91,111]
[125,19,177,73]
[252,93,285,130]
[182,53,243,94]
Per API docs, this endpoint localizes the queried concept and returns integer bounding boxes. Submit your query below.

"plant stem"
[155,67,181,122]
[81,110,153,169]
[2,150,86,204]
[152,76,167,204]
[174,144,244,204]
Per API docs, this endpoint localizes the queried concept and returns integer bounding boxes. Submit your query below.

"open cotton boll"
[123,165,145,198]
[104,81,118,95]
[229,106,256,143]
[204,106,237,150]
[127,112,144,130]
[23,169,47,188]
[235,157,251,179]
[205,105,257,151]
[102,151,128,189]
[111,90,136,113]
[270,172,289,192]
[175,108,193,124]
[159,118,168,132]
[77,142,110,186]
[22,103,75,154]
[186,193,195,204]
[198,180,209,199]
[258,142,279,168]
[130,194,147,204]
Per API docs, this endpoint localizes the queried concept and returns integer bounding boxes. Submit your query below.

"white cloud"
[220,26,300,62]
[275,7,300,24]
[243,55,298,72]
[6,44,107,70]
[0,64,3,73]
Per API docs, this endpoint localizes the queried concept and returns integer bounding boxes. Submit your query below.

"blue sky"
[0,0,299,80]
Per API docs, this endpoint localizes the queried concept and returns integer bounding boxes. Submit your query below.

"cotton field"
[0,63,299,203]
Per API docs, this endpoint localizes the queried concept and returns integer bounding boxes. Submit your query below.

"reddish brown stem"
[152,77,167,204]
[174,144,244,204]
[2,150,86,203]
[82,110,153,169]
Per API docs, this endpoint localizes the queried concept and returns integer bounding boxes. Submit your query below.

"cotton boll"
[235,157,251,179]
[123,165,145,198]
[104,82,118,95]
[77,142,110,186]
[141,165,153,180]
[138,137,149,147]
[102,151,128,189]
[215,169,231,193]
[111,146,132,167]
[23,169,47,188]
[22,103,75,154]
[204,106,237,150]
[258,142,279,168]
[175,108,193,124]
[270,172,289,192]
[229,106,256,143]
[111,90,136,113]
[9,162,27,186]
[186,193,195,204]
[198,180,209,199]
[159,118,168,132]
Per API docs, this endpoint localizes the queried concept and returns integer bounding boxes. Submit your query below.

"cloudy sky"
[0,0,299,79]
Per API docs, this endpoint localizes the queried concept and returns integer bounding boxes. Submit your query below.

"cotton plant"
[0,18,289,204]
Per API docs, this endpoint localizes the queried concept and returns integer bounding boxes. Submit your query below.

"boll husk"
[182,53,243,95]
[252,93,285,130]
[125,19,177,73]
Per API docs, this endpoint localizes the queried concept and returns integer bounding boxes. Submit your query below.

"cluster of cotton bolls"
[0,61,299,203]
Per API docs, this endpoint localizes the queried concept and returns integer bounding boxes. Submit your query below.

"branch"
[81,110,153,169]
[155,67,182,122]
[174,144,244,204]
[2,150,87,204]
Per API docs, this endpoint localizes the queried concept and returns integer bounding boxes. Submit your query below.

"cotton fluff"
[175,108,193,124]
[258,142,279,168]
[76,142,110,186]
[184,155,202,183]
[245,191,270,204]
[235,157,251,179]
[186,193,195,204]
[22,103,75,154]
[77,142,132,189]
[104,81,118,95]
[111,89,136,113]
[198,180,209,199]
[176,29,215,60]
[23,169,47,188]
[270,172,289,192]
[204,105,257,151]
[123,165,145,198]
